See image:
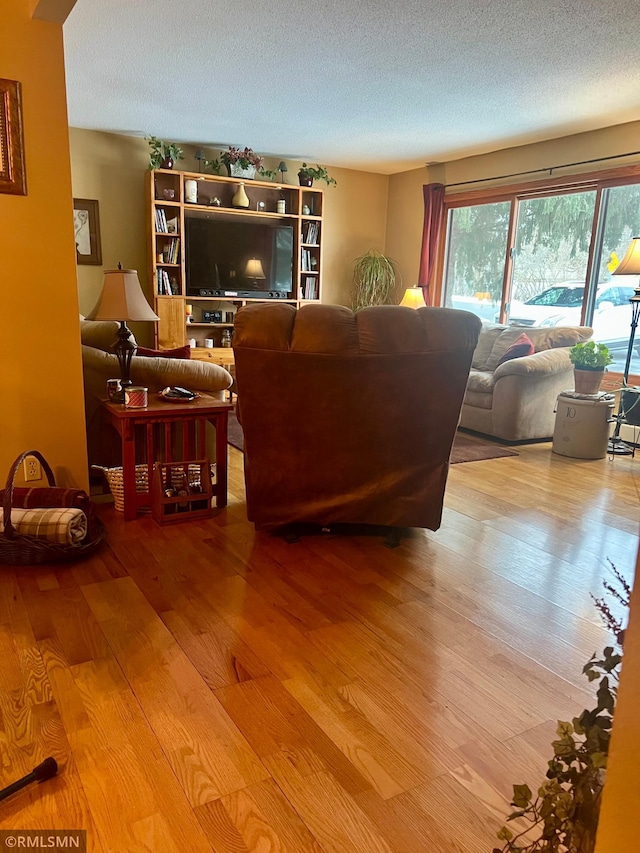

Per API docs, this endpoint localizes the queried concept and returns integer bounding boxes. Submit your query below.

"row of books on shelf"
[160,237,180,264]
[300,277,318,300]
[301,248,318,271]
[154,208,179,234]
[302,221,320,244]
[156,269,179,295]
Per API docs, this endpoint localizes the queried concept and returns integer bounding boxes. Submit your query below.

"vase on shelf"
[185,179,198,203]
[227,163,256,180]
[232,182,250,209]
[160,157,174,170]
[298,173,313,187]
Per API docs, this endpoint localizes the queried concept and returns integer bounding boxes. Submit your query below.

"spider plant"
[351,249,399,311]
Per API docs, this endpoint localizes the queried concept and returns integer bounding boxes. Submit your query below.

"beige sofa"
[460,323,593,442]
[81,320,232,468]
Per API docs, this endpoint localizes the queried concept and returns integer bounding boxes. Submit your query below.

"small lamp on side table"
[399,286,427,309]
[607,237,640,455]
[85,265,159,399]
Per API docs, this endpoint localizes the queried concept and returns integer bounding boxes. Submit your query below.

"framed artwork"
[0,79,27,196]
[73,198,102,265]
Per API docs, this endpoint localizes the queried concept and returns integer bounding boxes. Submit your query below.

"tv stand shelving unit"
[147,169,324,352]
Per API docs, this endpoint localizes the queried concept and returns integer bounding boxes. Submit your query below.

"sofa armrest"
[493,347,572,380]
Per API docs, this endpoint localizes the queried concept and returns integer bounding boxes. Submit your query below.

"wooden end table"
[101,394,233,520]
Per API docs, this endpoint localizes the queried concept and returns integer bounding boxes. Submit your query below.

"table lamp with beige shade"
[244,258,266,287]
[399,286,427,309]
[85,265,159,400]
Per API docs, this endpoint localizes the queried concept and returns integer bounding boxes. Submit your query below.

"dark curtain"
[417,183,445,306]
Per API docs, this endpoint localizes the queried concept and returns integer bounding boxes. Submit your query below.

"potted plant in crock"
[297,163,337,187]
[351,249,398,310]
[569,341,613,395]
[146,136,184,170]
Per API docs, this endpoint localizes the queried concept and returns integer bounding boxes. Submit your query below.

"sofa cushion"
[466,370,495,395]
[496,332,535,366]
[523,326,593,352]
[486,325,591,371]
[137,345,191,359]
[80,320,136,352]
[471,324,505,370]
[464,390,494,410]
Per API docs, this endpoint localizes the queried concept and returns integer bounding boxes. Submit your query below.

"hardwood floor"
[1,442,638,851]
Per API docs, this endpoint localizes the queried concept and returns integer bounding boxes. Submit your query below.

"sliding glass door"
[441,174,640,375]
[590,184,640,373]
[442,201,510,323]
[506,190,596,327]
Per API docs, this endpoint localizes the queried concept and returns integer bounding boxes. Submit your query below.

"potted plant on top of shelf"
[569,341,613,395]
[219,146,264,179]
[146,136,184,170]
[297,163,337,187]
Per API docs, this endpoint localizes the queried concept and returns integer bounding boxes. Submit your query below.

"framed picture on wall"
[73,198,102,265]
[0,79,27,196]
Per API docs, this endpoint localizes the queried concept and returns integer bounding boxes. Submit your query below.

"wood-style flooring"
[0,441,638,851]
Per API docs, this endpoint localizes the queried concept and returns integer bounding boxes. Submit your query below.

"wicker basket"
[95,463,215,512]
[0,450,106,566]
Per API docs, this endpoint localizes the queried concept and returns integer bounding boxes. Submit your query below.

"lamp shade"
[277,161,288,173]
[612,237,640,276]
[399,286,427,309]
[244,258,266,280]
[86,268,159,322]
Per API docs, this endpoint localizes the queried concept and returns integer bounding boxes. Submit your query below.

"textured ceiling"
[63,0,640,174]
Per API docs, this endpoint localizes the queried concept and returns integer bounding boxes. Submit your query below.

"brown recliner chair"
[233,303,481,531]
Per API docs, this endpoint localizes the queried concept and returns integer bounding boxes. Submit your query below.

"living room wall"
[69,129,390,322]
[1,0,88,489]
[385,119,640,297]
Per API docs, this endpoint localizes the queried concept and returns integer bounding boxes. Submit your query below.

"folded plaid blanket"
[1,507,88,545]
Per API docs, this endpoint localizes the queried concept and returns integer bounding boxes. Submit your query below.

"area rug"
[227,411,518,464]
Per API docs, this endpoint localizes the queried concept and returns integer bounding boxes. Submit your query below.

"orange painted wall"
[0,0,88,488]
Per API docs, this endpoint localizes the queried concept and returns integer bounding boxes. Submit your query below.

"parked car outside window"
[506,281,637,350]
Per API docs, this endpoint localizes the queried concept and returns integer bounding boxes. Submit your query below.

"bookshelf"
[147,169,324,349]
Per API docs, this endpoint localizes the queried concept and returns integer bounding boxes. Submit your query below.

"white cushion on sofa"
[471,324,504,370]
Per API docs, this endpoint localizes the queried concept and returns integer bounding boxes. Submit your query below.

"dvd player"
[197,290,291,299]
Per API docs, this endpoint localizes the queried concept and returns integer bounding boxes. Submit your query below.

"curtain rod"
[443,149,640,189]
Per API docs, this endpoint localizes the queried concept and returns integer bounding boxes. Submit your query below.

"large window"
[440,170,640,375]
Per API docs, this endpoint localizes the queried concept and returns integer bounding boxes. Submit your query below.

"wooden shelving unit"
[147,169,324,349]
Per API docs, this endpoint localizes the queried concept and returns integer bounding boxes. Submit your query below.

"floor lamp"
[607,237,640,455]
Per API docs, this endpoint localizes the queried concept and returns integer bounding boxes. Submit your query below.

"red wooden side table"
[101,394,232,520]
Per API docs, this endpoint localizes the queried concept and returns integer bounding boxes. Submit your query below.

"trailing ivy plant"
[493,563,629,853]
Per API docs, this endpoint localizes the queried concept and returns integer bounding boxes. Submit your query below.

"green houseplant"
[494,564,629,853]
[146,136,184,170]
[351,249,398,311]
[297,163,337,187]
[569,341,613,395]
[202,146,276,180]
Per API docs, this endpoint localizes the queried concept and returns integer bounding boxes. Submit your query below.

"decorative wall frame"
[73,198,102,265]
[0,79,27,196]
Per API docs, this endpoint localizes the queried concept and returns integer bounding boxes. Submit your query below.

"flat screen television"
[185,217,294,298]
